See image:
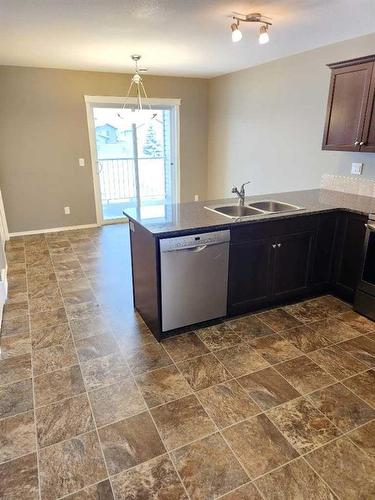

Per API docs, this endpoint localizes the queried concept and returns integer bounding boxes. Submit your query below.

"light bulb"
[231,22,242,43]
[259,25,269,44]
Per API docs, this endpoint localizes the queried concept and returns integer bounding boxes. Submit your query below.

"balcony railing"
[98,157,166,204]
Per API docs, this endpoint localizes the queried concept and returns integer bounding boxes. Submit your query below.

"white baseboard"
[9,223,99,237]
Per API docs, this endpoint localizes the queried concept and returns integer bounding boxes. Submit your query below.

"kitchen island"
[125,189,375,340]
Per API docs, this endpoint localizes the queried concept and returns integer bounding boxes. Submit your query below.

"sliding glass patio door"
[86,98,179,224]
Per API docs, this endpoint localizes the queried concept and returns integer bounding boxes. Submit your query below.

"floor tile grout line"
[301,416,375,488]
[24,240,43,500]
[264,389,375,458]
[104,331,193,500]
[11,358,372,442]
[254,296,370,338]
[4,237,374,498]
[2,324,372,417]
[340,372,375,410]
[300,455,343,500]
[216,480,267,500]
[28,321,373,430]
[261,348,372,442]
[61,231,191,500]
[48,237,116,500]
[54,476,113,500]
[241,333,375,486]
[0,449,38,469]
[0,406,35,424]
[159,340,255,496]
[302,346,369,381]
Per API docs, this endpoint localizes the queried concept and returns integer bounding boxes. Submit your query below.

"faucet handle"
[231,186,238,193]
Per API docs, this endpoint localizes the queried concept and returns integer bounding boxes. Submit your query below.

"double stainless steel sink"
[205,200,305,219]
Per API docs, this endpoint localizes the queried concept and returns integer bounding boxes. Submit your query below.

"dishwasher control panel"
[160,230,230,252]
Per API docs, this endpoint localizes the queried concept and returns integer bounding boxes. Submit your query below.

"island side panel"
[129,219,162,340]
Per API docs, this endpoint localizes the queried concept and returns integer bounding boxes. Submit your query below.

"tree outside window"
[143,124,162,157]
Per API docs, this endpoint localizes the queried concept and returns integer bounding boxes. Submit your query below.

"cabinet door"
[334,213,367,301]
[272,231,314,299]
[228,238,273,315]
[360,65,375,152]
[311,213,338,287]
[322,62,373,151]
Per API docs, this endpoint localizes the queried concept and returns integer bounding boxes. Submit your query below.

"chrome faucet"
[232,181,250,206]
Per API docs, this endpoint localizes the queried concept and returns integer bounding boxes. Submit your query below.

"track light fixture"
[230,12,272,44]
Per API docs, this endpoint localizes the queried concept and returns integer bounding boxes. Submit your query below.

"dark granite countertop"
[124,189,375,237]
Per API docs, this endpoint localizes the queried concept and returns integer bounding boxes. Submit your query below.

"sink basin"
[248,200,304,213]
[205,205,263,218]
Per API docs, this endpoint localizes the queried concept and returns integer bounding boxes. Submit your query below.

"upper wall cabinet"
[322,54,375,152]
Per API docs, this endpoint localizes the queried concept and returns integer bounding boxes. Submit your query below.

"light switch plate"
[64,206,71,215]
[351,162,363,175]
[79,158,85,167]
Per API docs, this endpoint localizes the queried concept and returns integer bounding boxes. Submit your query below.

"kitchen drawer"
[230,215,318,244]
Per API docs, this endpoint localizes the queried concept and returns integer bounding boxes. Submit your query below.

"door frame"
[84,95,181,225]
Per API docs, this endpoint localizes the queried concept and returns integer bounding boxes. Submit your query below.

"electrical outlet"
[79,158,85,167]
[351,162,363,175]
[64,206,71,215]
[194,194,199,202]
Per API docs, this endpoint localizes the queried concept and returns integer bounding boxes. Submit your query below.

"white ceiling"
[0,0,374,78]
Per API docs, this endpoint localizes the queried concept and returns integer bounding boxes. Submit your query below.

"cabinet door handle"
[354,141,360,145]
[272,244,277,249]
[277,243,282,248]
[360,141,365,146]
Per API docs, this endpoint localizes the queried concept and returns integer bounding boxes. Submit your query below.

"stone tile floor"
[0,224,375,499]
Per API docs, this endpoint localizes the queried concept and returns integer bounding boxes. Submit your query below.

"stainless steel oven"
[354,214,375,320]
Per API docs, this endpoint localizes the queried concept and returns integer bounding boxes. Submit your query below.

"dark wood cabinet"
[322,55,375,152]
[361,70,375,152]
[228,238,273,314]
[272,231,314,299]
[334,212,367,302]
[130,208,368,339]
[228,216,318,315]
[311,213,338,287]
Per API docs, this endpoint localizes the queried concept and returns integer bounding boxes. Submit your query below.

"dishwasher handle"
[159,230,230,253]
[185,245,208,253]
[162,243,213,253]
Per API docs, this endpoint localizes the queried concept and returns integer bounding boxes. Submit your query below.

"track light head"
[231,20,242,42]
[258,24,270,44]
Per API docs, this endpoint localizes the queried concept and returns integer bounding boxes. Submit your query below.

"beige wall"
[2,33,375,233]
[0,67,208,233]
[207,33,375,199]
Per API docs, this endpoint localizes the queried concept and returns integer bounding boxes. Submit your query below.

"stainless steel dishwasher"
[160,230,230,332]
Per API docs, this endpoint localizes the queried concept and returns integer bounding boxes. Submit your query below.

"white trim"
[0,190,9,241]
[9,223,99,237]
[85,102,104,225]
[84,96,181,106]
[85,96,181,224]
[173,104,181,204]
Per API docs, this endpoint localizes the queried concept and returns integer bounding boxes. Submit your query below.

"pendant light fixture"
[230,12,272,45]
[118,54,152,118]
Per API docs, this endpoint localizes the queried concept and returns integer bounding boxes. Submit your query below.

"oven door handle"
[365,223,375,232]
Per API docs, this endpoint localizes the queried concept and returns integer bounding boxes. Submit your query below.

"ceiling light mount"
[230,11,272,44]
